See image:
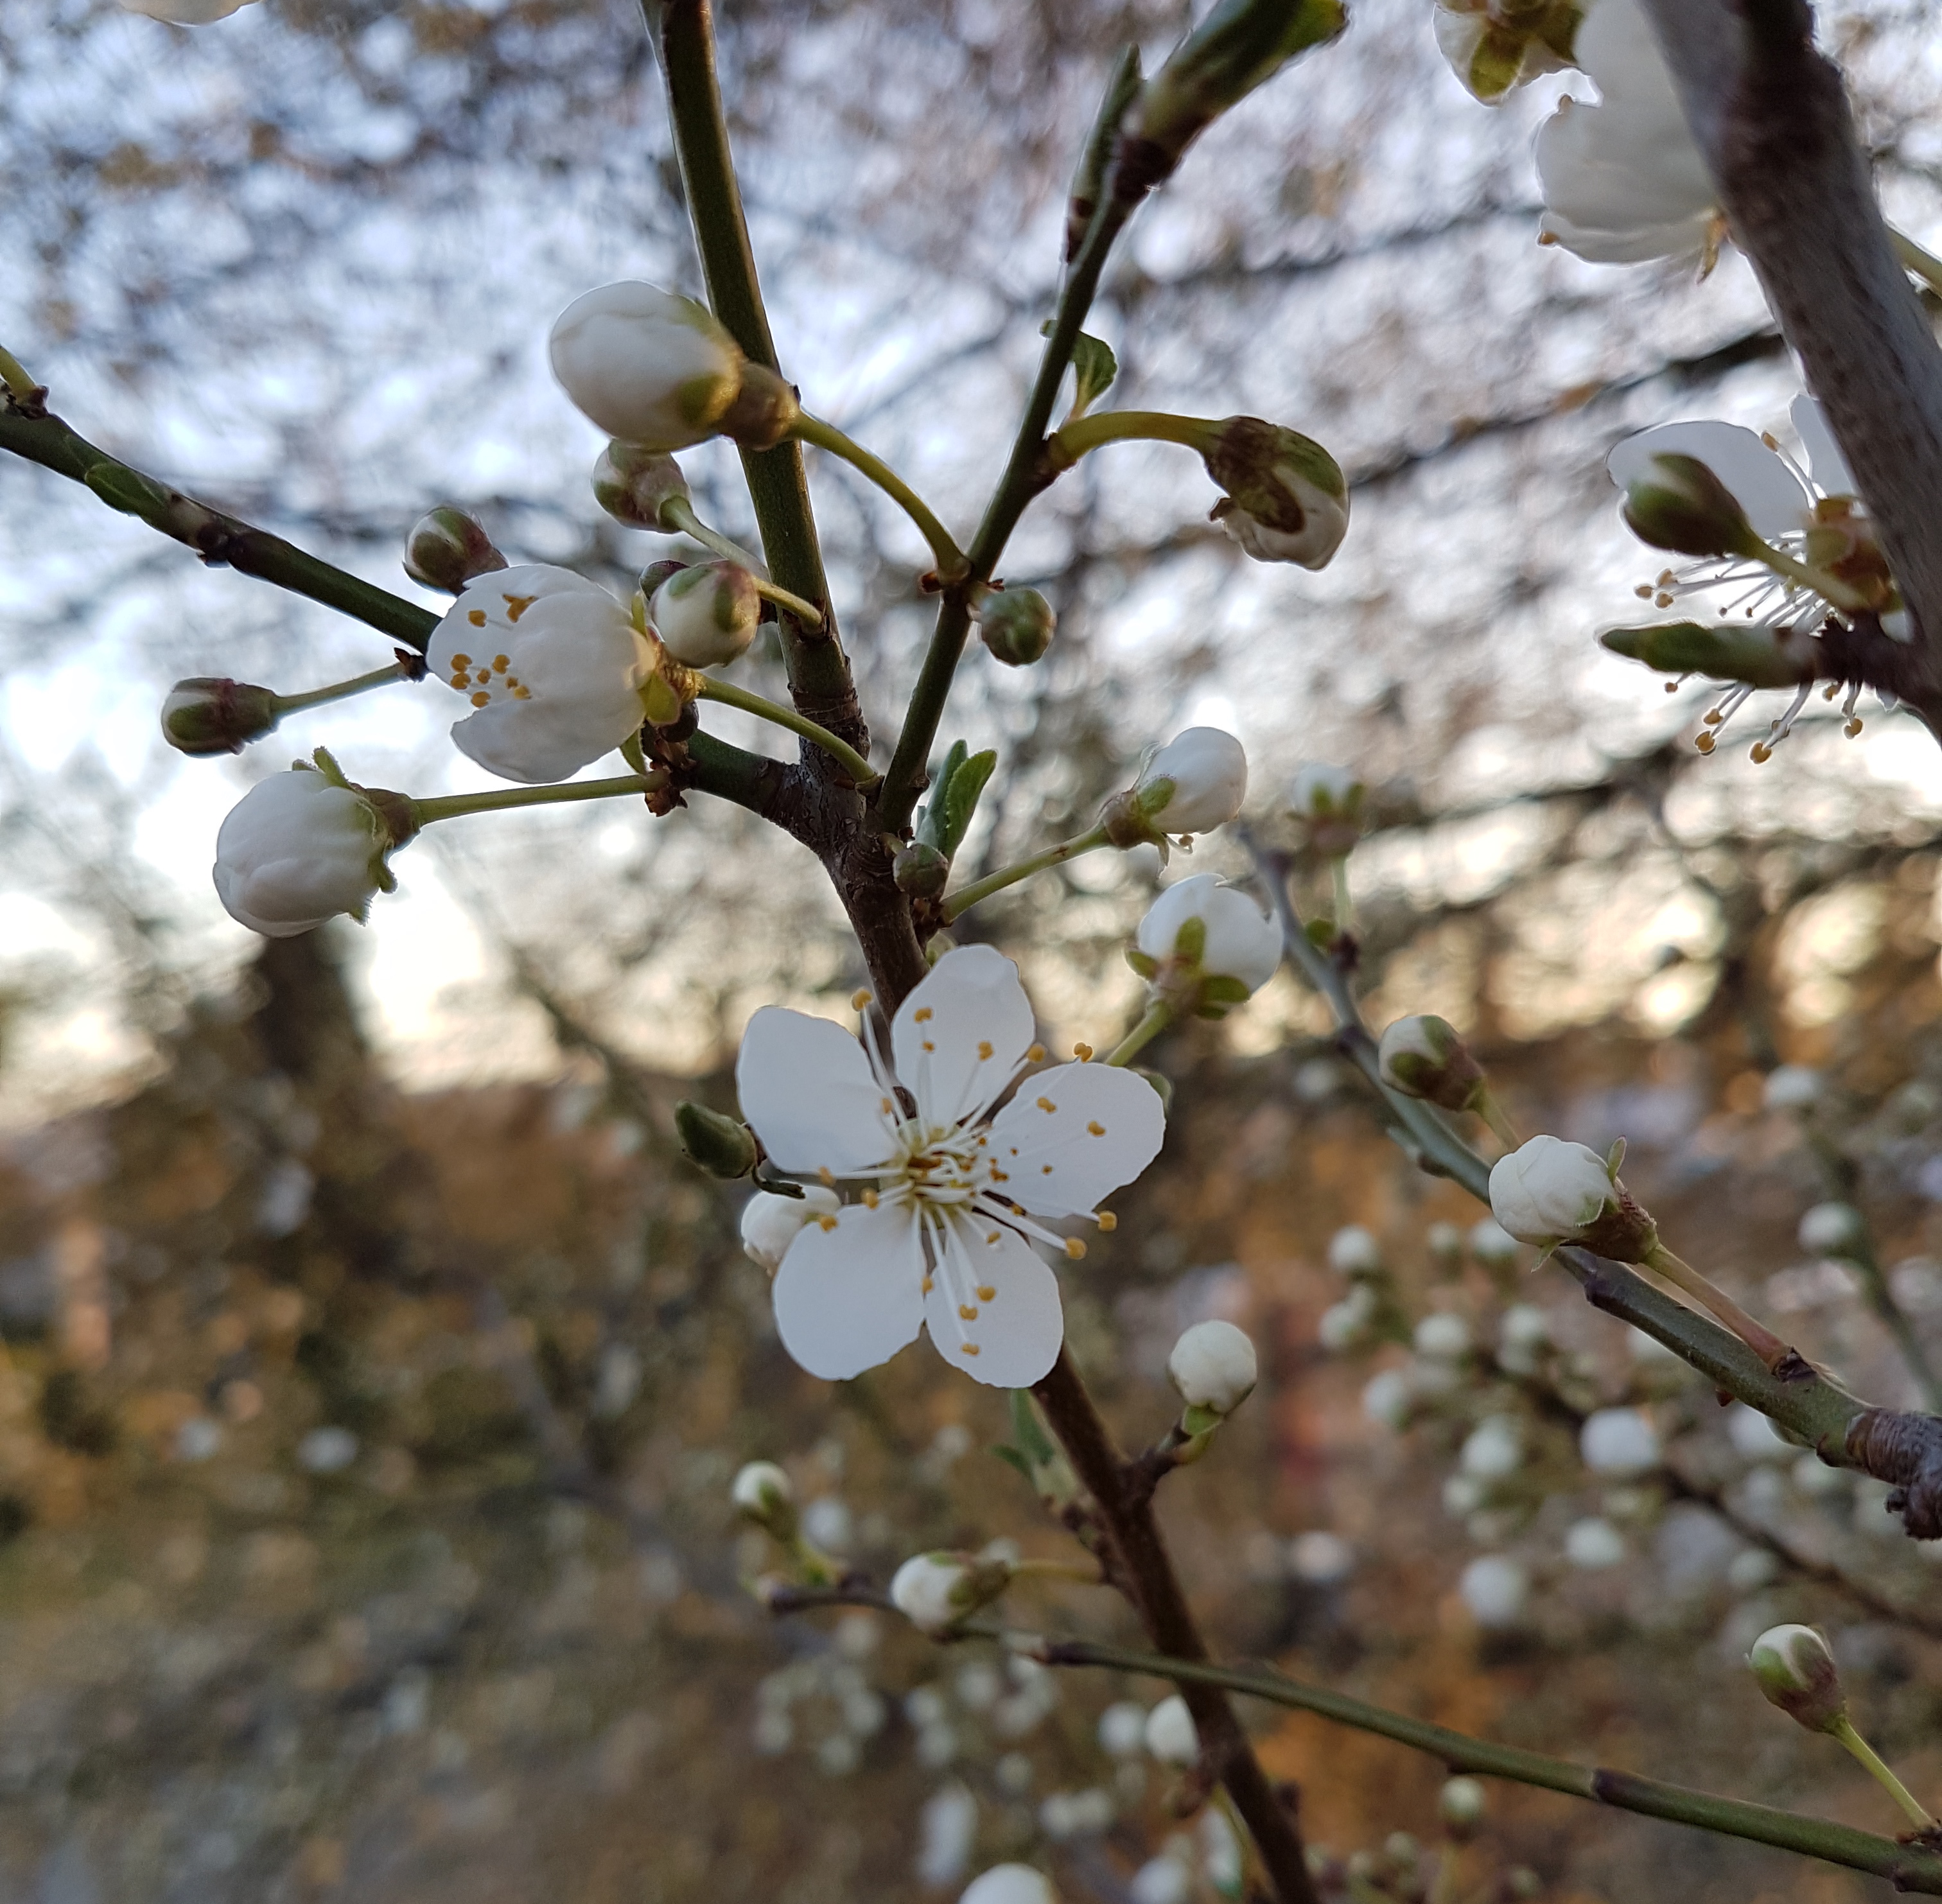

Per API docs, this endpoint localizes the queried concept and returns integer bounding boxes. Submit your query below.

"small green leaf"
[1069,332,1118,417]
[1008,1389,1058,1467]
[938,748,997,858]
[917,739,968,852]
[991,1442,1035,1483]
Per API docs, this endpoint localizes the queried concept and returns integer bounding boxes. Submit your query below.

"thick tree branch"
[1639,0,1942,723]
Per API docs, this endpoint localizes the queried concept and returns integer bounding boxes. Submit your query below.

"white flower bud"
[1413,1313,1471,1360]
[1747,1624,1846,1733]
[1202,418,1349,570]
[1564,1517,1627,1570]
[1439,1775,1487,1840]
[1327,1225,1382,1277]
[960,1866,1058,1904]
[430,564,656,784]
[1128,1858,1190,1904]
[1378,1015,1486,1112]
[1362,1368,1413,1431]
[740,1187,841,1274]
[1467,1219,1520,1269]
[213,762,407,939]
[1143,1694,1199,1767]
[1134,728,1248,837]
[1499,1304,1552,1354]
[1459,1415,1523,1481]
[1763,1065,1823,1112]
[731,1460,796,1539]
[652,559,762,668]
[1133,874,1282,1011]
[1290,762,1362,820]
[1729,1548,1781,1594]
[1443,1474,1487,1518]
[1318,1283,1379,1352]
[1579,1407,1660,1477]
[548,281,744,450]
[1798,1201,1866,1259]
[119,0,256,19]
[1458,1555,1528,1629]
[891,1551,1012,1638]
[1488,1135,1654,1259]
[1097,1701,1148,1758]
[1167,1319,1258,1415]
[162,677,281,756]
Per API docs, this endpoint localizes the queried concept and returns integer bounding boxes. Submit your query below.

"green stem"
[1046,407,1218,469]
[1890,224,1942,300]
[1644,1242,1792,1371]
[0,346,36,399]
[693,676,878,787]
[0,401,439,653]
[1748,536,1872,613]
[1036,1641,1942,1896]
[876,48,1146,835]
[1828,1716,1937,1832]
[1331,853,1354,936]
[791,413,967,579]
[940,823,1111,921]
[1104,1001,1173,1069]
[1472,1084,1521,1152]
[270,661,416,721]
[412,774,662,826]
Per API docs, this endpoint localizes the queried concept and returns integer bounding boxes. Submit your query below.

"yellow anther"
[913,1006,933,1022]
[862,1189,879,1209]
[817,1166,835,1187]
[958,1304,977,1320]
[1762,430,1780,450]
[1846,718,1864,738]
[1035,1097,1056,1113]
[816,1214,839,1231]
[1654,592,1674,608]
[1098,1212,1117,1232]
[466,609,487,629]
[1702,709,1724,725]
[1087,1121,1104,1136]
[922,1040,935,1052]
[1634,584,1653,600]
[512,685,532,699]
[1042,1164,1054,1175]
[880,1097,894,1115]
[976,1285,995,1302]
[493,654,511,672]
[1028,1043,1046,1063]
[503,593,537,622]
[977,1041,993,1060]
[961,1343,980,1356]
[852,988,872,1009]
[985,1234,1000,1245]
[990,1168,1008,1182]
[922,1276,934,1294]
[1064,1237,1087,1260]
[1694,731,1716,753]
[1749,741,1773,764]
[470,691,491,708]
[1073,1042,1093,1060]
[475,669,491,685]
[450,652,472,667]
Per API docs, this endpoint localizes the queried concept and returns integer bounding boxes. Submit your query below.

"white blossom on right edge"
[1535,0,1722,267]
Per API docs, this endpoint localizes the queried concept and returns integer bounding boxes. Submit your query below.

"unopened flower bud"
[1763,1065,1823,1112]
[1798,1201,1866,1259]
[1143,1693,1200,1767]
[1469,1219,1519,1269]
[674,1101,757,1178]
[1203,416,1349,569]
[161,677,281,756]
[894,841,950,898]
[960,1867,1058,1904]
[1327,1225,1382,1277]
[1131,874,1281,1017]
[1580,1406,1660,1477]
[1107,728,1249,850]
[1599,620,1818,690]
[593,441,692,530]
[731,1459,798,1541]
[1168,1319,1258,1415]
[1487,1135,1656,1260]
[651,559,761,668]
[1748,1624,1846,1733]
[1438,1775,1487,1840]
[403,505,507,595]
[1459,1553,1528,1630]
[890,1550,1013,1638]
[974,587,1056,667]
[549,281,742,450]
[1618,453,1763,560]
[1413,1312,1471,1359]
[1378,1015,1486,1112]
[739,1187,840,1275]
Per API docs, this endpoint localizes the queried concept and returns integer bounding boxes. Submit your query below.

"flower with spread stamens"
[733,945,1166,1387]
[430,564,657,784]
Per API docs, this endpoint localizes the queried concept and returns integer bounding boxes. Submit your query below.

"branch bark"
[1639,0,1942,724]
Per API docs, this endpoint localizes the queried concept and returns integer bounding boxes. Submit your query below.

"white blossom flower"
[961,1867,1058,1904]
[213,763,403,939]
[119,0,256,19]
[740,1187,841,1273]
[430,564,656,784]
[892,1553,1004,1637]
[1488,1135,1622,1247]
[1468,1218,1520,1268]
[1580,1406,1660,1476]
[1362,1368,1413,1430]
[1097,1702,1149,1758]
[733,945,1165,1386]
[1460,1415,1523,1480]
[1413,1312,1472,1359]
[549,282,745,450]
[651,560,761,668]
[1168,1319,1259,1414]
[1134,728,1248,838]
[1327,1224,1382,1276]
[1797,1201,1864,1259]
[1458,1554,1528,1629]
[917,1784,979,1889]
[1564,1516,1627,1569]
[1318,1283,1379,1352]
[1535,0,1722,266]
[1143,1695,1199,1767]
[1134,875,1282,1003]
[1128,1857,1191,1904]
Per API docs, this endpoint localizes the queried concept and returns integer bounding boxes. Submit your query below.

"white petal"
[984,1062,1166,1218]
[1790,395,1858,498]
[924,1216,1063,1388]
[772,1200,926,1381]
[1607,421,1809,539]
[735,1008,900,1178]
[891,944,1036,1130]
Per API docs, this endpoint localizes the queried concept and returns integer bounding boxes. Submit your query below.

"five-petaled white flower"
[1535,0,1722,268]
[430,563,656,785]
[1609,398,1903,755]
[734,945,1166,1387]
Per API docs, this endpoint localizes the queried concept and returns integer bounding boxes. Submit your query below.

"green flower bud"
[1748,1624,1846,1733]
[1203,417,1348,569]
[1619,453,1765,561]
[593,441,691,530]
[893,841,949,898]
[403,505,508,595]
[652,560,760,669]
[161,677,281,756]
[1599,620,1818,690]
[1378,1015,1486,1112]
[674,1100,757,1179]
[974,587,1056,667]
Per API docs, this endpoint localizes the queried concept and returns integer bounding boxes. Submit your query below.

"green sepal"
[1171,914,1207,964]
[1605,1137,1627,1177]
[1599,620,1818,690]
[1198,975,1252,1006]
[1068,331,1118,419]
[640,671,685,728]
[1124,948,1159,980]
[620,728,649,776]
[991,1443,1035,1483]
[1304,918,1336,949]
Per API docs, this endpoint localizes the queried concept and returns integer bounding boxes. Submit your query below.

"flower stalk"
[410,773,665,828]
[657,494,825,625]
[1105,1001,1174,1069]
[1828,1716,1937,1832]
[940,823,1111,921]
[1642,1241,1792,1372]
[791,412,967,580]
[690,675,878,787]
[0,345,37,399]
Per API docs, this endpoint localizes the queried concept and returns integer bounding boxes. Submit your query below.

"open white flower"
[1608,399,1903,756]
[430,564,656,784]
[1535,0,1720,267]
[734,945,1166,1387]
[213,761,406,939]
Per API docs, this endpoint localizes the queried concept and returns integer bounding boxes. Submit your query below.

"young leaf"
[1069,331,1119,418]
[938,748,997,859]
[916,738,968,852]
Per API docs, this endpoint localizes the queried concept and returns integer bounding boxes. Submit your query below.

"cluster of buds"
[1128,875,1282,1020]
[731,1459,843,1589]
